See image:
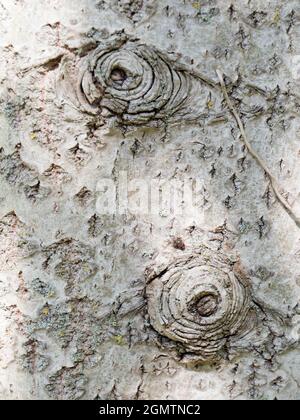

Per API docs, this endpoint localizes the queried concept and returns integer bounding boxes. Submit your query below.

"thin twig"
[216,69,300,229]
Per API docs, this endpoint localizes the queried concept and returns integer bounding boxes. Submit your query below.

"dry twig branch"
[216,69,300,229]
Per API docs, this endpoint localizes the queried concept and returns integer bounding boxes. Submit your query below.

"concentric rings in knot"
[146,247,251,363]
[77,37,196,125]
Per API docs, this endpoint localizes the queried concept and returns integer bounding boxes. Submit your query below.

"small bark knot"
[145,245,255,364]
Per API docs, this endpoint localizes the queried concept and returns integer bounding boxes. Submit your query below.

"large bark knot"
[145,246,252,364]
[72,35,211,126]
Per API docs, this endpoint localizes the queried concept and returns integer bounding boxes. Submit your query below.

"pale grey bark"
[0,0,300,400]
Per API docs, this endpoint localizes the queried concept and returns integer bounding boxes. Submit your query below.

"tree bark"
[0,0,300,400]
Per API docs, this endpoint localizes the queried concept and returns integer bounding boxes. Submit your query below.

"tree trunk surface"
[0,0,300,400]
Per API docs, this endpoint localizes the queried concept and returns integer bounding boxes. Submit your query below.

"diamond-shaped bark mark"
[43,164,72,184]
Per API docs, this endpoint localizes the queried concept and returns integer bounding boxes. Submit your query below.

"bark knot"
[145,245,253,364]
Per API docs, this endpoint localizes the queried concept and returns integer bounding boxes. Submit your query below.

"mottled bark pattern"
[0,0,300,400]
